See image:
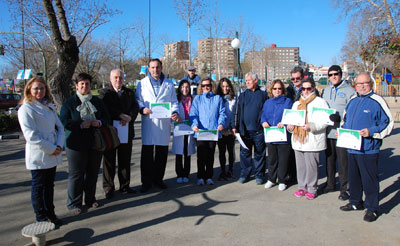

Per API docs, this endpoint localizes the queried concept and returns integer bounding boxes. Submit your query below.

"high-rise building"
[164,41,189,60]
[244,44,300,81]
[195,38,237,79]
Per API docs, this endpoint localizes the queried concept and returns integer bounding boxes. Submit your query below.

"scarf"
[181,95,192,120]
[292,92,317,144]
[76,91,97,121]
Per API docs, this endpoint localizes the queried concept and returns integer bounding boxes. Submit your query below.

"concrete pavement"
[0,119,399,245]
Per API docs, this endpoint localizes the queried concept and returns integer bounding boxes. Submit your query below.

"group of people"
[17,61,393,227]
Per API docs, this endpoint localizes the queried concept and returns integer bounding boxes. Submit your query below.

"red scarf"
[181,96,192,120]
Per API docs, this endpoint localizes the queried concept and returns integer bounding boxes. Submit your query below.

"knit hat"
[328,65,342,76]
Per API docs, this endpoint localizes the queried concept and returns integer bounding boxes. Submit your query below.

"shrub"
[0,112,20,133]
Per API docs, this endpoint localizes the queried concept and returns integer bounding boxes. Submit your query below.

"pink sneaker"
[305,192,316,200]
[294,189,307,197]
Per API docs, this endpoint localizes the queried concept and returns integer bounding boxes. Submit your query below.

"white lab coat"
[18,99,65,170]
[136,76,179,146]
[171,101,196,155]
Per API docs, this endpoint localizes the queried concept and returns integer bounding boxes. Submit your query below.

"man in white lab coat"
[136,58,179,192]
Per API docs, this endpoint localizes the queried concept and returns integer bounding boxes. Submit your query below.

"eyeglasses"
[201,84,211,88]
[328,72,339,77]
[301,87,313,91]
[291,77,301,81]
[356,82,370,86]
[32,87,46,91]
[272,88,282,91]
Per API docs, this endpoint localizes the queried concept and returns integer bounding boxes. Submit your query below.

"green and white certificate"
[197,130,218,141]
[310,107,336,126]
[264,126,287,143]
[336,128,362,150]
[281,109,306,126]
[150,102,171,119]
[173,120,193,136]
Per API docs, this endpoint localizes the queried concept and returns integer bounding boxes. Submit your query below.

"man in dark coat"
[99,69,139,199]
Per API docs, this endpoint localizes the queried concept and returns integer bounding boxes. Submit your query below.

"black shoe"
[154,181,167,189]
[226,170,234,179]
[140,184,152,193]
[218,173,228,181]
[105,190,114,199]
[363,210,378,222]
[340,203,364,211]
[120,187,137,194]
[47,215,62,226]
[338,192,350,201]
[323,186,335,194]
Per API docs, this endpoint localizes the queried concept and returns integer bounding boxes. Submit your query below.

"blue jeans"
[239,130,266,180]
[31,166,57,221]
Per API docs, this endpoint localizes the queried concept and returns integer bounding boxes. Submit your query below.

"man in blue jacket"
[339,73,393,222]
[232,72,268,185]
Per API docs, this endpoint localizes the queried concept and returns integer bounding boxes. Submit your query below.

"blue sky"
[0,0,348,73]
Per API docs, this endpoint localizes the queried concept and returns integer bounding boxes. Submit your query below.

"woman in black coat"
[60,73,110,215]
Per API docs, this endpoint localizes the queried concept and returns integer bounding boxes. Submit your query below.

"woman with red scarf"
[172,80,196,183]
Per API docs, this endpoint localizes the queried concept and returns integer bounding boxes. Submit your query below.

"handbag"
[92,125,120,151]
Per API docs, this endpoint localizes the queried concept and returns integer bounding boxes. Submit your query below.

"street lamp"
[119,27,135,73]
[231,32,241,86]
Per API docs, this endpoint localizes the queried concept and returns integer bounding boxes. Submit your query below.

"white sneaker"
[176,177,183,184]
[206,179,214,185]
[278,183,287,191]
[183,177,189,183]
[197,179,205,186]
[264,181,275,189]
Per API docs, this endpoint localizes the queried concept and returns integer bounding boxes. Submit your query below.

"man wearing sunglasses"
[287,66,304,102]
[321,65,355,201]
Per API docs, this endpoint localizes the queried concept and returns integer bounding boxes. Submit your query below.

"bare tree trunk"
[42,0,79,110]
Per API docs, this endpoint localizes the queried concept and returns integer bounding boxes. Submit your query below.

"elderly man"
[136,58,179,193]
[232,72,268,184]
[339,73,393,222]
[321,65,355,200]
[99,69,139,199]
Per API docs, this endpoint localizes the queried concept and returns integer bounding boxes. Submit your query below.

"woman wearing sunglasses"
[190,78,226,185]
[261,79,293,191]
[287,78,329,200]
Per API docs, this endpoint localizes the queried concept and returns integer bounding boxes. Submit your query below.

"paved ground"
[0,109,399,245]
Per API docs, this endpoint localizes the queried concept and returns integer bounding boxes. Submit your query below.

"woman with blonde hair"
[18,77,64,225]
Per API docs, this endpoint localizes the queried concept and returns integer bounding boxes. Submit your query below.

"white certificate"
[197,130,218,141]
[150,102,171,119]
[336,128,362,150]
[264,126,287,143]
[235,133,249,150]
[310,107,336,126]
[173,120,194,136]
[113,120,129,144]
[281,109,306,126]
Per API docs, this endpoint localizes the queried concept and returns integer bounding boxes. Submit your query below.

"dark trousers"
[287,148,297,182]
[217,134,235,174]
[176,135,191,178]
[267,143,291,184]
[66,148,102,209]
[239,130,266,180]
[31,166,56,221]
[348,153,379,212]
[196,141,217,180]
[140,145,169,185]
[103,141,132,192]
[325,138,348,193]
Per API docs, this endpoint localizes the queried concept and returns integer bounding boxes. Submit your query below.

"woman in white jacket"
[18,77,64,225]
[171,80,196,183]
[287,78,329,200]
